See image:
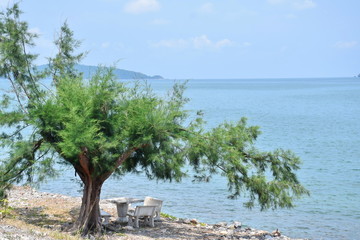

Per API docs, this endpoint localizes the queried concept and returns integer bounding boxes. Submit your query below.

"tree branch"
[78,147,91,179]
[100,143,149,181]
[5,70,27,113]
[0,124,29,139]
[0,138,44,187]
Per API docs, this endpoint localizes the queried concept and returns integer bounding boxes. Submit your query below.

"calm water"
[38,77,360,240]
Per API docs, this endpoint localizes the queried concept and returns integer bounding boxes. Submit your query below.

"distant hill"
[38,64,163,80]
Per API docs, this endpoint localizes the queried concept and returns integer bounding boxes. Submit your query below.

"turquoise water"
[38,77,360,240]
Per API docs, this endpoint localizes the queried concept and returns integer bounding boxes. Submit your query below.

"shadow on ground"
[13,206,75,229]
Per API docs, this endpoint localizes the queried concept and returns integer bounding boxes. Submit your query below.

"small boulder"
[190,219,198,225]
[183,218,191,224]
[88,235,96,240]
[233,221,242,229]
[227,229,235,236]
[272,229,281,237]
[215,222,228,227]
[123,226,135,231]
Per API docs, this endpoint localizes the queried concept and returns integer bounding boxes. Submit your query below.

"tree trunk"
[70,146,136,235]
[74,176,104,235]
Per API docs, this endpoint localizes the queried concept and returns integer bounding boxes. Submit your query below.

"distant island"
[38,64,164,80]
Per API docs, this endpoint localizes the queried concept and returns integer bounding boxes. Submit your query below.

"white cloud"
[150,18,169,25]
[193,35,212,48]
[98,41,125,50]
[242,42,252,47]
[199,2,214,14]
[25,27,54,63]
[124,0,160,14]
[192,35,234,49]
[152,39,189,48]
[293,0,316,10]
[152,35,234,50]
[101,42,111,48]
[215,39,233,48]
[334,41,358,49]
[35,37,53,49]
[28,27,53,49]
[28,27,42,35]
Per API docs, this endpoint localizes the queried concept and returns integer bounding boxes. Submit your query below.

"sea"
[36,77,360,240]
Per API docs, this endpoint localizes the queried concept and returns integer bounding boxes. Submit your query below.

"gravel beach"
[0,186,308,240]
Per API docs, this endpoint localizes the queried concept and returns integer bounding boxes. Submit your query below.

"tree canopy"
[0,3,309,234]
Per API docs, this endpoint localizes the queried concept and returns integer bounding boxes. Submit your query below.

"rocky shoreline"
[0,186,308,240]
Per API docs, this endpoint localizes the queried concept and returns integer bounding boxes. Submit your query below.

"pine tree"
[0,3,309,235]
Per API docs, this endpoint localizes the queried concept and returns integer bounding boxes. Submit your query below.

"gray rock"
[227,229,235,235]
[205,225,214,230]
[217,227,227,233]
[215,222,228,227]
[123,225,135,231]
[233,221,242,229]
[183,218,191,224]
[190,219,198,224]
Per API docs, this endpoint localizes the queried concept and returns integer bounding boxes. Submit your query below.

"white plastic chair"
[100,210,111,225]
[143,196,163,221]
[127,205,156,228]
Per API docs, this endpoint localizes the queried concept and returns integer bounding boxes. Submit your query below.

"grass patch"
[0,199,14,218]
[160,212,177,220]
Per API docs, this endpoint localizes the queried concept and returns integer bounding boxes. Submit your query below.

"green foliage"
[47,21,85,84]
[0,2,309,214]
[0,198,13,218]
[160,212,177,220]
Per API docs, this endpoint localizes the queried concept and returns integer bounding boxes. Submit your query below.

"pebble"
[182,218,191,224]
[215,222,228,227]
[123,226,134,231]
[190,219,198,224]
[234,221,242,228]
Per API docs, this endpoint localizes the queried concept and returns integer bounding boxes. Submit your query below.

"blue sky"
[1,0,359,79]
